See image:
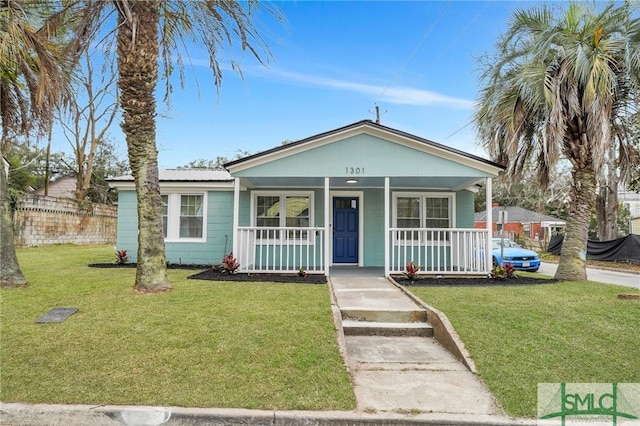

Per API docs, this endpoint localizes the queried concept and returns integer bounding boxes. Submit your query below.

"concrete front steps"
[341,308,433,337]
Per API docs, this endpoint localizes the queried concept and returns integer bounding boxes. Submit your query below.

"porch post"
[485,177,492,273]
[324,177,330,275]
[232,177,240,258]
[384,176,390,277]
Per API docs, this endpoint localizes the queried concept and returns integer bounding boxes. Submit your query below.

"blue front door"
[333,197,359,263]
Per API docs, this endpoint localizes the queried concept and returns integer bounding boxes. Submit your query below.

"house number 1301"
[346,167,364,174]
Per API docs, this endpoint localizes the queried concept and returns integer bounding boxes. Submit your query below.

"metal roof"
[109,169,232,182]
[474,206,565,224]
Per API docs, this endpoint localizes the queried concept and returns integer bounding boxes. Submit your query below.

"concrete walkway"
[329,271,506,418]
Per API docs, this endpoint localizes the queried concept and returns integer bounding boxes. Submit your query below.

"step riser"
[343,326,433,337]
[341,309,428,323]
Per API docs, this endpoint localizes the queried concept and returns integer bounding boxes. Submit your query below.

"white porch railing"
[389,228,489,275]
[236,227,326,274]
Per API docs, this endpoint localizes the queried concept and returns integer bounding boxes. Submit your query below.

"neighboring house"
[619,190,640,235]
[474,204,566,243]
[34,173,77,198]
[109,120,505,277]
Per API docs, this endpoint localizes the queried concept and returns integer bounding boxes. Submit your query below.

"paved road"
[539,262,639,289]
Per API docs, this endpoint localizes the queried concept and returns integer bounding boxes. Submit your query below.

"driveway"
[539,262,639,289]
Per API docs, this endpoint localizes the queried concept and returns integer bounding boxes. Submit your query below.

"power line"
[375,1,453,104]
[441,119,473,142]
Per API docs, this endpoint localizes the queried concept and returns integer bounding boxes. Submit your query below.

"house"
[34,173,77,198]
[109,120,505,277]
[473,204,566,243]
[619,190,640,235]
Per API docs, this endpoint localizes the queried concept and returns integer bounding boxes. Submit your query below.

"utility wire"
[375,1,453,104]
[441,119,473,142]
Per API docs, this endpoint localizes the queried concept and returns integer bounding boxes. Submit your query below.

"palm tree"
[82,1,280,292]
[475,2,640,281]
[0,0,84,287]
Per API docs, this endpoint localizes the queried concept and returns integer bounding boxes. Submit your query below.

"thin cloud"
[185,56,474,109]
[260,68,474,109]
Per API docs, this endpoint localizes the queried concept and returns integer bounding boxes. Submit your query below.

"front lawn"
[409,279,640,418]
[0,245,356,410]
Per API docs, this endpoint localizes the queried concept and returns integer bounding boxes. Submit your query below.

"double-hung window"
[393,192,454,241]
[161,193,206,241]
[254,192,312,240]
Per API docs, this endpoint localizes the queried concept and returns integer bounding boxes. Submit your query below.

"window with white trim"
[254,192,313,239]
[393,193,454,240]
[161,193,206,241]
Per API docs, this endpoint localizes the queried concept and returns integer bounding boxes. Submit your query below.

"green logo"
[538,383,640,425]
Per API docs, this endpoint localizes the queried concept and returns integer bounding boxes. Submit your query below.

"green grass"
[0,245,356,410]
[409,279,640,418]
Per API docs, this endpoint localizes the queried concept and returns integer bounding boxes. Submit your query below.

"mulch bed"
[187,270,327,284]
[89,263,211,270]
[391,275,558,287]
[89,263,327,284]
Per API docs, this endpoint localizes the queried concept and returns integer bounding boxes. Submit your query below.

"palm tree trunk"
[116,0,171,292]
[0,157,28,287]
[555,166,596,281]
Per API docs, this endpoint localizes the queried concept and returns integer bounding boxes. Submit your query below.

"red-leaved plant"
[115,249,129,265]
[404,261,420,281]
[221,252,240,274]
[489,263,517,280]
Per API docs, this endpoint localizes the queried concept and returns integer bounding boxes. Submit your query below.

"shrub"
[490,263,517,280]
[298,267,307,277]
[221,253,240,274]
[115,249,129,265]
[404,261,420,281]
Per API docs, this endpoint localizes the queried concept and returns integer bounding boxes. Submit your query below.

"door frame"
[329,191,364,267]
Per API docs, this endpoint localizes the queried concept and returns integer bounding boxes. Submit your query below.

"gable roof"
[34,173,77,198]
[474,206,565,224]
[224,119,505,173]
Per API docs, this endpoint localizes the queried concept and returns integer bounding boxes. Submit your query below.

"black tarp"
[547,234,640,264]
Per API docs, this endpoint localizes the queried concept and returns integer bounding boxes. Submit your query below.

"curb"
[0,402,538,426]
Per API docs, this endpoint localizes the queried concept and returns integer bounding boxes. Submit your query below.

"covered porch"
[230,175,496,277]
[225,120,503,277]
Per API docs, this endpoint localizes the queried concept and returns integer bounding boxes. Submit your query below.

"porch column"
[384,176,390,277]
[232,177,240,258]
[324,177,330,275]
[485,177,492,273]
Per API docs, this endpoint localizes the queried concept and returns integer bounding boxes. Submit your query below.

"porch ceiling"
[239,176,484,191]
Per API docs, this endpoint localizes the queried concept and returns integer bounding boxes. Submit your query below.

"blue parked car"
[492,238,540,272]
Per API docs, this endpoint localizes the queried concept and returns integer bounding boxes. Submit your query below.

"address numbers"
[346,167,364,174]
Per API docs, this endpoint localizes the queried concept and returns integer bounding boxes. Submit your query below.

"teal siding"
[115,187,477,266]
[115,190,234,265]
[165,191,233,265]
[455,190,475,228]
[362,189,384,267]
[234,134,490,178]
[115,191,138,256]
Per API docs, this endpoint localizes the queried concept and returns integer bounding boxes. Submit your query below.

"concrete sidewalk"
[329,274,507,418]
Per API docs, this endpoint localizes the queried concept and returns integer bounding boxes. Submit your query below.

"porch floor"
[329,266,384,278]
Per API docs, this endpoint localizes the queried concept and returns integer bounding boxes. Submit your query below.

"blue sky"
[57,1,549,169]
